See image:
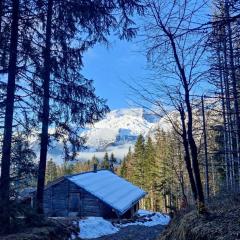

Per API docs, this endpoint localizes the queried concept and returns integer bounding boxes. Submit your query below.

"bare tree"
[208,0,240,191]
[129,0,210,212]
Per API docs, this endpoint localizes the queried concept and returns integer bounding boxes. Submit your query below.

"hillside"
[159,194,240,240]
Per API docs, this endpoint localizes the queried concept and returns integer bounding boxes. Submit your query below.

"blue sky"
[82,38,148,110]
[81,0,211,111]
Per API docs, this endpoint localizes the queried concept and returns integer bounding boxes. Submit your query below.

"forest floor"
[90,224,165,240]
[0,210,169,240]
[158,193,240,240]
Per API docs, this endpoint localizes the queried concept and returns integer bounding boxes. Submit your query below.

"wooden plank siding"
[43,178,118,218]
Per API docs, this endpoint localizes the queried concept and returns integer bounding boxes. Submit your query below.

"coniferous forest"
[1,0,240,239]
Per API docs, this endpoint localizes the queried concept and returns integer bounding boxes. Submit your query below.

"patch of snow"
[76,210,170,239]
[78,209,170,239]
[78,217,119,239]
[139,213,170,227]
[137,209,170,226]
[118,209,170,227]
[137,209,154,216]
[82,128,118,150]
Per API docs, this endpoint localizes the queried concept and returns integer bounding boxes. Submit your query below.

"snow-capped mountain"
[82,108,157,150]
[42,103,221,163]
[76,108,160,161]
[32,104,223,163]
[30,108,172,163]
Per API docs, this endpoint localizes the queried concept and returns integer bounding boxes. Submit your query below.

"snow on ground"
[120,210,170,227]
[78,217,119,239]
[138,209,154,216]
[77,210,170,239]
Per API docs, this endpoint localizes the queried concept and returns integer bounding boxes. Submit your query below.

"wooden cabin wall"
[121,202,139,218]
[43,179,69,216]
[43,179,117,218]
[68,181,116,218]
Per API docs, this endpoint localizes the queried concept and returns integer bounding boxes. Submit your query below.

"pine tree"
[208,0,240,191]
[125,147,134,180]
[101,152,110,169]
[132,135,146,189]
[10,132,37,184]
[0,0,20,227]
[92,155,99,167]
[117,129,190,212]
[144,136,157,210]
[120,156,128,178]
[45,159,58,184]
[110,153,117,170]
[35,0,54,214]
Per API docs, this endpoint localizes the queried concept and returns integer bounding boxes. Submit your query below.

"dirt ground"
[91,224,166,240]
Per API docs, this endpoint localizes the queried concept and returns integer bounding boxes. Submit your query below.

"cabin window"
[69,193,81,212]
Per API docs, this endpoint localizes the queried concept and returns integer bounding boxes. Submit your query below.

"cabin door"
[69,192,82,215]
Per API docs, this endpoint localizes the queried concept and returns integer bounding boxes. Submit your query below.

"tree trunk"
[222,26,235,189]
[201,95,209,198]
[166,30,205,211]
[36,0,53,214]
[179,106,198,201]
[0,0,20,227]
[217,43,229,189]
[185,91,205,211]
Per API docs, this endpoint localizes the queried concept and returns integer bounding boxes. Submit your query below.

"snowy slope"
[74,108,163,160]
[82,108,157,150]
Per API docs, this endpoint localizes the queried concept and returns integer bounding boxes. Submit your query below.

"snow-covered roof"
[67,170,146,215]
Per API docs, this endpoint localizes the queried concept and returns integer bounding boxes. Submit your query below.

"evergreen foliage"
[118,130,191,212]
[101,152,110,169]
[45,159,58,184]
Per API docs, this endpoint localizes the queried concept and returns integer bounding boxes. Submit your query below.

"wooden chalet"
[42,169,146,218]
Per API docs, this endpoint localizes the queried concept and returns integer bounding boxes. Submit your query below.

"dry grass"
[159,194,240,240]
